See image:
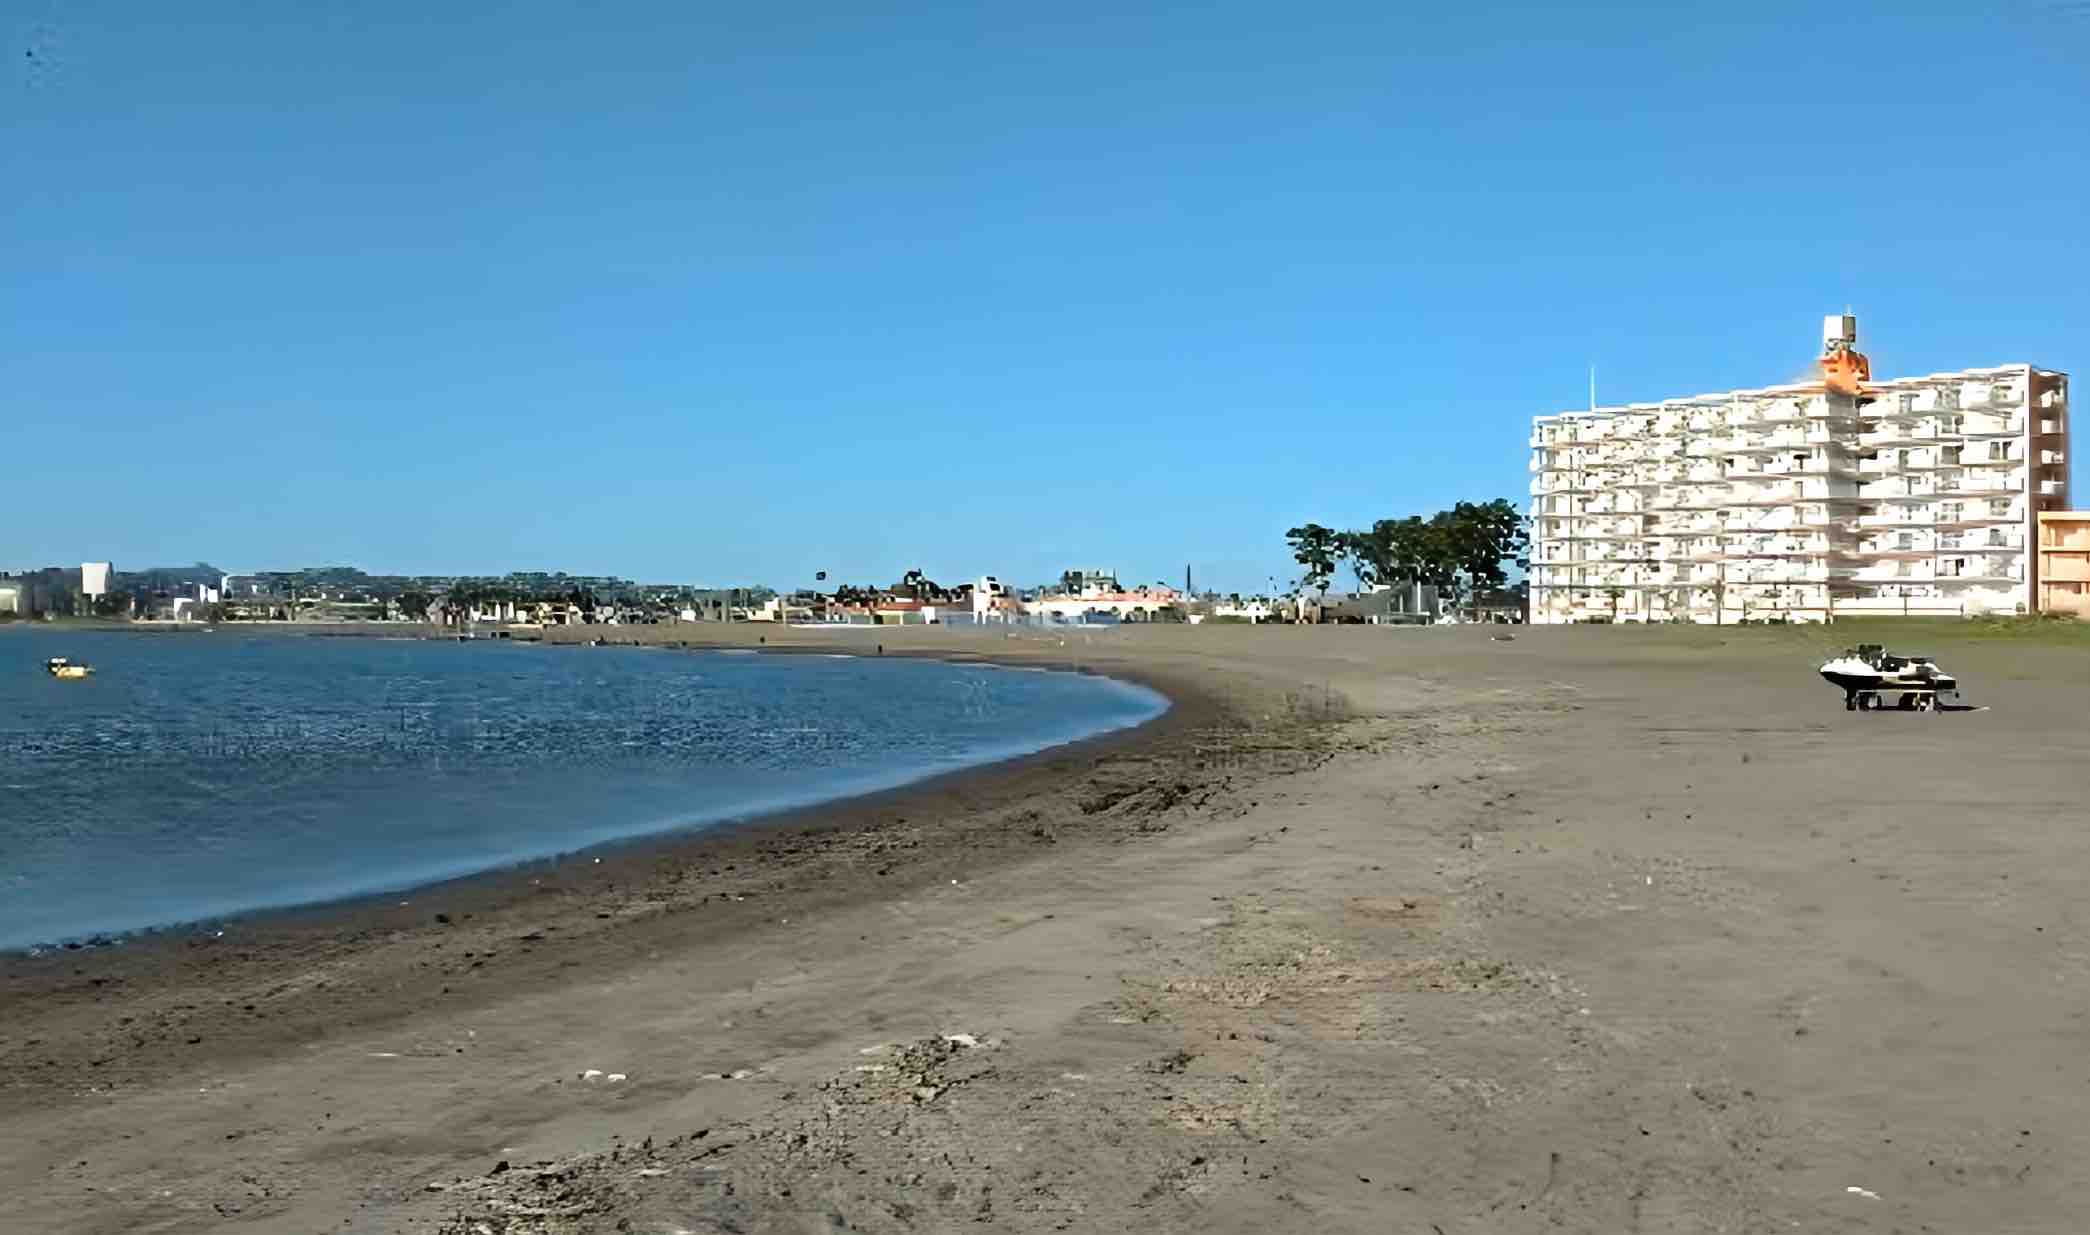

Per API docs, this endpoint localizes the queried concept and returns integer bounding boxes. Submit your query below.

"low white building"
[1026,583,1183,623]
[750,596,819,622]
[971,575,1019,621]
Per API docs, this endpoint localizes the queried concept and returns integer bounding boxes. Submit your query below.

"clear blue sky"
[7,2,2085,593]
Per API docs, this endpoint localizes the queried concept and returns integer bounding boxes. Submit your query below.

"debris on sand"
[437,1034,1007,1233]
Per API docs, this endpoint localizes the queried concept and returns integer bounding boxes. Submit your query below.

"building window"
[1896,532,1914,551]
[1990,498,2012,517]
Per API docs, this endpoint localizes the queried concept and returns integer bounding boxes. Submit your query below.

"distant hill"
[118,562,225,588]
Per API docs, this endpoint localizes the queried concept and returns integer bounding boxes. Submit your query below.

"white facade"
[1026,586,1182,622]
[81,562,112,598]
[1530,365,2070,623]
[971,576,1017,620]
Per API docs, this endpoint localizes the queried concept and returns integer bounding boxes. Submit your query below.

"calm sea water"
[0,630,1165,949]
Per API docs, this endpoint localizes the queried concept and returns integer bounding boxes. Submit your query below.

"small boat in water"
[46,656,95,680]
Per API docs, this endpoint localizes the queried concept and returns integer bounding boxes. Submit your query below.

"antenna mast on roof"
[1589,363,1597,413]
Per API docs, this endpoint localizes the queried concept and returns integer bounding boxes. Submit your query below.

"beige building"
[1529,318,2070,623]
[2037,511,2090,617]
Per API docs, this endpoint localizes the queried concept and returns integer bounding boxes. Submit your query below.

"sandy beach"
[4,621,2087,1233]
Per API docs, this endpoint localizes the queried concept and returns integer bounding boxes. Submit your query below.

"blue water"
[0,631,1166,949]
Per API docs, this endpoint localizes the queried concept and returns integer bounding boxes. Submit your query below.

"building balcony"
[1939,533,2026,552]
[1859,478,1939,500]
[1859,510,1936,529]
[1725,538,1818,555]
[1726,565,1833,584]
[1859,428,1938,450]
[1859,536,1936,555]
[1963,382,2024,409]
[1940,470,2026,496]
[1944,505,2023,526]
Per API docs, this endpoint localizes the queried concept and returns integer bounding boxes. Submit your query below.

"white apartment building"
[81,562,112,598]
[1529,321,2069,623]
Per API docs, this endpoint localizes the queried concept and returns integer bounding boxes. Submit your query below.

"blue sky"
[7,2,2086,593]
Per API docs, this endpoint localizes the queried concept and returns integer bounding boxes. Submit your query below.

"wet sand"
[4,621,2088,1233]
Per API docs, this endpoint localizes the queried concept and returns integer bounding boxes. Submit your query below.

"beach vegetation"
[1310,498,1529,619]
[1285,524,1342,595]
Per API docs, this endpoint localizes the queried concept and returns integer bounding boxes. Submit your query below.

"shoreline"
[0,634,1175,954]
[0,624,1275,1118]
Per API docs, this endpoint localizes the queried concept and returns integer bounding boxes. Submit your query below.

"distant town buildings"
[4,555,1467,628]
[1025,578,1183,623]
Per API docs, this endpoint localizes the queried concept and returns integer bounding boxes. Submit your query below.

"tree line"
[1286,498,1528,616]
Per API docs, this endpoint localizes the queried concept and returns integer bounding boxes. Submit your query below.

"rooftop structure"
[1529,317,2070,623]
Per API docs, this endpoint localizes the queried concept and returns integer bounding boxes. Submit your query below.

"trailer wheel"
[1898,694,1917,711]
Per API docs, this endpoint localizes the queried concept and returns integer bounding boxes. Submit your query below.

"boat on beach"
[1818,644,1957,711]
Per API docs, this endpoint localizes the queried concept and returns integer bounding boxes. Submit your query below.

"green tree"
[1430,499,1529,619]
[1285,523,1342,595]
[1342,517,1446,594]
[1331,499,1527,619]
[396,591,433,621]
